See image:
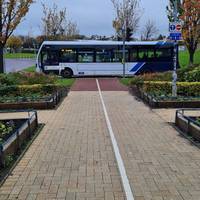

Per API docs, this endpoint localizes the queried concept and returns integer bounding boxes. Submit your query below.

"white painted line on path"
[96,79,134,200]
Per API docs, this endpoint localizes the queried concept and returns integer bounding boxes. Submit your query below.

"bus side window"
[113,50,128,62]
[78,51,94,63]
[42,51,49,65]
[49,51,59,65]
[96,50,112,63]
[138,48,155,61]
[129,49,137,62]
[138,49,147,61]
[148,49,155,60]
[155,48,172,61]
[60,49,77,62]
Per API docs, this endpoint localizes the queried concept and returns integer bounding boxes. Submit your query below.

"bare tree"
[66,21,79,39]
[111,0,141,40]
[0,0,33,73]
[41,3,79,40]
[141,19,159,41]
[42,3,67,37]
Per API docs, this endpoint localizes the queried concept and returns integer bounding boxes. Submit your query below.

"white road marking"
[96,79,135,200]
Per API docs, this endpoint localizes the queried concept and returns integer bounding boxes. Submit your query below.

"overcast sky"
[15,0,169,38]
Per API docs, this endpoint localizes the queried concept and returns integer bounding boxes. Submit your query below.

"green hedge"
[128,66,200,84]
[0,84,59,97]
[135,81,200,97]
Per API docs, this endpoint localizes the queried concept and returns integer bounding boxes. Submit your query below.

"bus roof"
[42,40,174,46]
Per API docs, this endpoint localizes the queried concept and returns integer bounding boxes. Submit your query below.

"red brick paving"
[71,78,128,91]
[71,78,98,91]
[98,78,128,91]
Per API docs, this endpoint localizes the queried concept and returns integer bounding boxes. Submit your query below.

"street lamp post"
[122,26,126,78]
[113,19,126,78]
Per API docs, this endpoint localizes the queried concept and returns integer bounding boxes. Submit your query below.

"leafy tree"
[0,0,33,73]
[111,0,141,40]
[36,35,47,46]
[6,36,22,52]
[167,0,200,66]
[180,0,200,66]
[22,36,36,48]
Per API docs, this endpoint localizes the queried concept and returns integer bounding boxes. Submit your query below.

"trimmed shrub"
[142,81,171,96]
[130,76,144,87]
[0,72,57,86]
[0,84,60,97]
[0,85,18,96]
[139,81,200,97]
[129,66,200,84]
[182,67,200,82]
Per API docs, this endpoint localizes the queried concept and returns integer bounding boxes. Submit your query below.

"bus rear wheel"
[61,68,73,78]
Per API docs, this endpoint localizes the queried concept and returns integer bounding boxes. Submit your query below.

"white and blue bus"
[36,40,175,78]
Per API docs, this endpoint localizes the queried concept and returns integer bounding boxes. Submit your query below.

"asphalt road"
[4,59,35,73]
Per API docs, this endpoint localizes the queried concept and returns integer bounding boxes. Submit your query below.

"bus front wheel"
[61,68,73,78]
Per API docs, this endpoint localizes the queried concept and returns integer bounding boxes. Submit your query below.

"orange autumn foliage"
[0,0,34,46]
[180,0,200,65]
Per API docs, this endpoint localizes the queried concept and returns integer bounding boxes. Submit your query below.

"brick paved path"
[0,92,125,200]
[103,92,200,200]
[1,79,200,200]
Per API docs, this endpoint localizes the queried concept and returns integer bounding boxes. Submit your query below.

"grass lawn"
[55,78,75,87]
[120,78,132,86]
[4,53,36,59]
[179,50,200,68]
[23,66,36,72]
[23,65,75,87]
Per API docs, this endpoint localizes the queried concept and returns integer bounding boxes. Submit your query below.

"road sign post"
[172,42,178,97]
[122,27,126,78]
[169,0,182,97]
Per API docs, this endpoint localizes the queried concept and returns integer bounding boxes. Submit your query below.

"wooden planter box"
[129,86,200,108]
[175,110,200,142]
[0,88,69,110]
[0,111,38,167]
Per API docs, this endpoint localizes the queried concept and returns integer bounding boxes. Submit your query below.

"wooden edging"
[175,113,200,143]
[0,124,44,186]
[129,86,200,109]
[0,89,69,110]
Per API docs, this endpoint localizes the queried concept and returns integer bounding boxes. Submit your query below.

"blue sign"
[169,24,176,32]
[169,32,182,41]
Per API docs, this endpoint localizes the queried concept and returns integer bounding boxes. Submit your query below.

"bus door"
[41,48,59,71]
